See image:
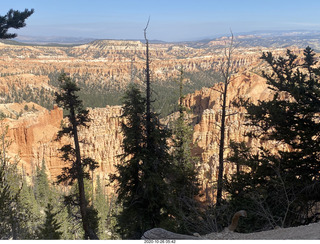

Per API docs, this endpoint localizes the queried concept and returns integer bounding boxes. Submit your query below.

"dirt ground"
[204,221,320,240]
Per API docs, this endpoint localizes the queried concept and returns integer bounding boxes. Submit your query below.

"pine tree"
[15,175,42,239]
[171,69,201,233]
[0,121,26,239]
[0,9,34,39]
[55,73,99,239]
[111,83,173,239]
[94,175,110,239]
[45,187,75,239]
[37,203,63,239]
[0,121,14,239]
[34,159,51,207]
[226,46,320,230]
[0,163,14,239]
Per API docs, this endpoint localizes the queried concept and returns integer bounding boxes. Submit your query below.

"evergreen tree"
[37,203,62,239]
[0,121,26,239]
[111,83,173,239]
[170,69,201,233]
[55,73,99,239]
[34,159,51,207]
[0,9,34,39]
[94,175,112,239]
[20,175,44,238]
[0,163,14,239]
[61,184,86,239]
[226,46,320,230]
[0,121,14,239]
[46,186,75,240]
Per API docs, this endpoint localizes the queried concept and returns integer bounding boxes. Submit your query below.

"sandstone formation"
[0,39,290,100]
[1,103,63,177]
[78,106,123,194]
[183,71,275,202]
[0,102,123,194]
[0,70,287,202]
[0,68,298,204]
[0,39,309,201]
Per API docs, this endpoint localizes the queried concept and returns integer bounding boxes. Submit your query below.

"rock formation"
[0,68,293,204]
[142,219,320,240]
[0,39,308,201]
[78,106,124,194]
[0,40,289,102]
[0,70,280,200]
[141,210,247,240]
[183,71,275,202]
[0,102,123,193]
[1,102,63,178]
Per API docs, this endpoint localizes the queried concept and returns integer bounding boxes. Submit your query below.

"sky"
[2,0,320,42]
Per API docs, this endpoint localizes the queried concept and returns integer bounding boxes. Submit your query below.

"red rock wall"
[4,104,63,177]
[183,72,275,203]
[2,71,280,202]
[3,104,123,193]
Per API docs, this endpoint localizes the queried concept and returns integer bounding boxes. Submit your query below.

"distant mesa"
[83,39,144,50]
[14,35,96,45]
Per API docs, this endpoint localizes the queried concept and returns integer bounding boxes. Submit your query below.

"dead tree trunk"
[144,18,152,150]
[216,32,235,206]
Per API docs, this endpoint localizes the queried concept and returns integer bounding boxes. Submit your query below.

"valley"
[2,0,320,239]
[0,36,280,115]
[0,32,319,214]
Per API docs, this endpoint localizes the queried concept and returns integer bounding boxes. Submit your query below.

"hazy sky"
[2,0,320,41]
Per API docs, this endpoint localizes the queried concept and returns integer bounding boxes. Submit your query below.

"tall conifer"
[112,82,173,239]
[55,73,99,239]
[171,69,201,233]
[37,203,62,239]
[227,46,320,230]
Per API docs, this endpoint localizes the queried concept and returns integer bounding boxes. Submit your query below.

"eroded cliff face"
[1,103,63,178]
[1,103,123,193]
[78,106,123,194]
[0,40,287,98]
[0,71,281,202]
[183,72,276,203]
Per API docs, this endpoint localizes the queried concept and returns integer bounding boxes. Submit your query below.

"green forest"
[0,69,221,118]
[1,8,320,240]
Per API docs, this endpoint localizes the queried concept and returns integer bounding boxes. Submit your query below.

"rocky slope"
[180,71,277,202]
[203,221,320,239]
[0,69,275,200]
[0,39,288,104]
[0,39,312,199]
[142,221,320,240]
[1,102,63,178]
[0,67,314,204]
[0,102,123,193]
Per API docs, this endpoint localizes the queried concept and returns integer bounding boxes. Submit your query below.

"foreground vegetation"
[0,121,119,239]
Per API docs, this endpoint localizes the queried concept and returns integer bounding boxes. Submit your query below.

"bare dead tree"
[216,31,236,206]
[144,17,152,149]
